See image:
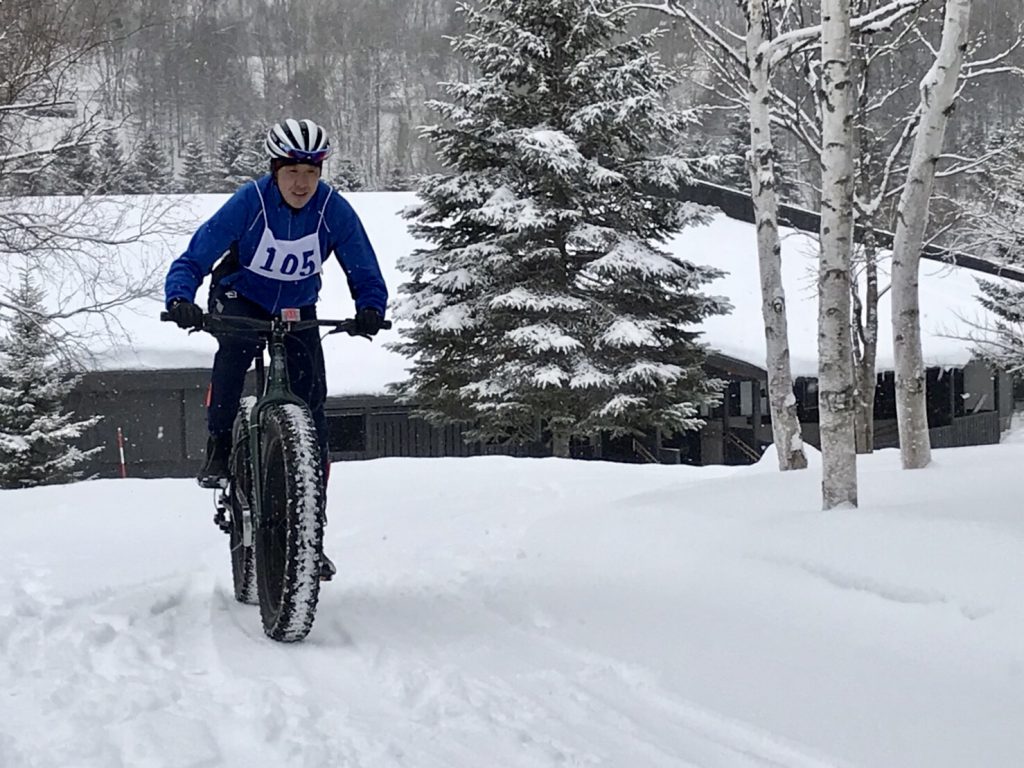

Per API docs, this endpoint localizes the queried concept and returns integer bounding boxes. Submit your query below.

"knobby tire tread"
[256,403,324,642]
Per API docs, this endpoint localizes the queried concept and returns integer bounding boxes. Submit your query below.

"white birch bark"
[745,0,808,472]
[851,234,880,454]
[891,0,973,470]
[818,0,858,508]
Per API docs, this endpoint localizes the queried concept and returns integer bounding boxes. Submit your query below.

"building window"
[797,378,819,422]
[874,371,897,420]
[327,413,366,452]
[727,381,742,416]
[739,380,753,416]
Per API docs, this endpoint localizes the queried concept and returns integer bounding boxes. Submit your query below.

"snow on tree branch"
[395,0,729,456]
[0,196,191,366]
[602,0,930,66]
[0,268,103,488]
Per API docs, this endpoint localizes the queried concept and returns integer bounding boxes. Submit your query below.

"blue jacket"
[164,176,388,315]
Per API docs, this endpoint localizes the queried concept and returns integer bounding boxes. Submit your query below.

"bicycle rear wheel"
[255,402,324,642]
[228,397,258,605]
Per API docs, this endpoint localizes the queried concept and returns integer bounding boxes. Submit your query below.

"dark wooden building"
[67,351,1017,478]
[67,368,544,479]
[688,357,1016,467]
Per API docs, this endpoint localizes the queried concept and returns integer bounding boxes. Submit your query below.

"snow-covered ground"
[3,430,1022,767]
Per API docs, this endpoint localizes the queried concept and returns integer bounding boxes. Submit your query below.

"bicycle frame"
[160,308,390,544]
[194,311,388,543]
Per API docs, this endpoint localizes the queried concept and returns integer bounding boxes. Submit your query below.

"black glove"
[354,306,384,336]
[167,298,204,330]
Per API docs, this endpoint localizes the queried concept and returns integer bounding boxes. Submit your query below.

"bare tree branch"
[0,0,187,365]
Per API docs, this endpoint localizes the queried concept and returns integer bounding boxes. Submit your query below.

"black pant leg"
[207,288,264,436]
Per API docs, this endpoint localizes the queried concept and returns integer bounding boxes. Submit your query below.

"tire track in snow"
[272,582,851,768]
[1,562,221,767]
[3,556,849,768]
[0,557,356,768]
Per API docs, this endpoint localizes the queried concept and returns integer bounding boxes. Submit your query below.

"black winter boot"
[197,433,231,488]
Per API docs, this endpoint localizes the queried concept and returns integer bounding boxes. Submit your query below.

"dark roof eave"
[674,179,1024,283]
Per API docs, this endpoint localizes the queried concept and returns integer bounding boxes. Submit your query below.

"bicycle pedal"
[213,511,231,534]
[213,492,231,534]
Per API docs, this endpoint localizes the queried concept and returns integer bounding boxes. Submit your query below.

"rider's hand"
[168,298,204,330]
[354,306,384,336]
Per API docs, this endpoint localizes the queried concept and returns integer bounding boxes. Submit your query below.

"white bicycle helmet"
[265,118,332,164]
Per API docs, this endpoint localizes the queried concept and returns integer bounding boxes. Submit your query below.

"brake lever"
[326,319,390,339]
[326,328,374,341]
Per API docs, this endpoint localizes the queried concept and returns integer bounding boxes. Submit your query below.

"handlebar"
[159,311,392,337]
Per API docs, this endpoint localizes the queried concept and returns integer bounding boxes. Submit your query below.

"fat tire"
[229,397,258,605]
[255,402,324,642]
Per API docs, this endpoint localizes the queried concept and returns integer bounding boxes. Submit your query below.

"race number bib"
[247,227,324,283]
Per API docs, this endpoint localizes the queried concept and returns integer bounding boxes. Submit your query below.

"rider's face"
[276,164,321,209]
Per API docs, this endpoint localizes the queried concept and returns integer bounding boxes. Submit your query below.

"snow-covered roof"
[689,215,986,377]
[20,192,989,394]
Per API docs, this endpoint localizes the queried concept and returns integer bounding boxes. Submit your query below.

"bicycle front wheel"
[255,402,325,642]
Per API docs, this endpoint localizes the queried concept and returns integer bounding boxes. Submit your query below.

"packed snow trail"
[2,445,1023,767]
[0,524,831,766]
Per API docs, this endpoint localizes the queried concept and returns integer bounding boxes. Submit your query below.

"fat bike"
[162,308,389,642]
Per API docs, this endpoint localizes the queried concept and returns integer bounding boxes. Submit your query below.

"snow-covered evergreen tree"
[0,269,101,489]
[95,130,141,194]
[215,123,265,190]
[383,164,409,191]
[957,119,1024,372]
[214,122,248,191]
[131,132,172,193]
[27,161,62,196]
[392,0,729,457]
[1,158,58,196]
[179,138,213,193]
[63,143,97,194]
[328,157,365,191]
[237,129,268,181]
[973,277,1024,371]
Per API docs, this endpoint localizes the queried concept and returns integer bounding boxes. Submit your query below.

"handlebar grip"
[382,319,393,330]
[160,311,171,322]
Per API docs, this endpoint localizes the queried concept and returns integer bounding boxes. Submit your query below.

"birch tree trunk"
[745,0,808,472]
[891,0,973,470]
[818,0,858,508]
[852,233,880,454]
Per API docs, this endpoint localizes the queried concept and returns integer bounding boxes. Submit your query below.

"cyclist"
[164,118,388,579]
